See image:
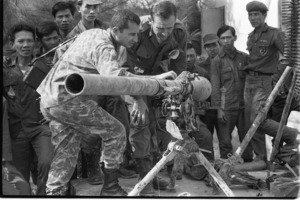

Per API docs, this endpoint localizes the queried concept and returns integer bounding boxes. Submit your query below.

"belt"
[246,70,273,76]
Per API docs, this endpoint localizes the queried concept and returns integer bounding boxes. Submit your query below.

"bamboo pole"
[270,69,297,163]
[128,147,177,196]
[195,152,235,196]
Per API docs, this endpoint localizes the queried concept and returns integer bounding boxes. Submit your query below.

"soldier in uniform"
[125,1,187,196]
[244,1,298,162]
[186,42,208,78]
[37,10,176,196]
[52,1,76,42]
[36,21,61,67]
[198,34,220,138]
[67,0,107,39]
[3,23,53,196]
[210,25,253,161]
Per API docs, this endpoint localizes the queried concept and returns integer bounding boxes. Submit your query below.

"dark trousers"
[271,96,300,123]
[200,109,219,135]
[156,115,214,161]
[2,161,32,195]
[127,96,158,159]
[11,129,53,195]
[189,119,214,161]
[244,75,298,160]
[217,109,253,160]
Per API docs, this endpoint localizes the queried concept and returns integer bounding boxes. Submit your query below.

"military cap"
[203,34,219,46]
[78,0,103,5]
[246,1,268,13]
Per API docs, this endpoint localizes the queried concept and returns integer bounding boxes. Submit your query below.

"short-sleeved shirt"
[211,48,249,110]
[66,19,107,39]
[3,56,49,138]
[245,23,284,74]
[37,29,129,108]
[126,15,187,76]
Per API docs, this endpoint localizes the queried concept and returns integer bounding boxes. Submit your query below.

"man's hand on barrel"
[131,97,149,124]
[155,70,177,80]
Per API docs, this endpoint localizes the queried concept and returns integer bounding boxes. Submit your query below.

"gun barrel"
[64,73,181,96]
[64,73,211,101]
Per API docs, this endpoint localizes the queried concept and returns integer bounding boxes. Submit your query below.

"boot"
[137,158,155,196]
[153,175,169,190]
[100,167,127,196]
[151,154,169,190]
[85,151,103,185]
[118,166,138,179]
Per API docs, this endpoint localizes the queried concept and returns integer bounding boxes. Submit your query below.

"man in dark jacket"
[125,1,187,196]
[3,23,53,196]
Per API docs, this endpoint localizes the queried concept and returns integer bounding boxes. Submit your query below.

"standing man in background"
[198,34,220,136]
[244,1,298,162]
[36,21,61,67]
[3,23,53,196]
[52,1,76,41]
[67,0,107,38]
[211,25,253,161]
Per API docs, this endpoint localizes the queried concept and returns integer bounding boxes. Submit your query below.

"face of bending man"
[113,20,139,49]
[151,14,176,44]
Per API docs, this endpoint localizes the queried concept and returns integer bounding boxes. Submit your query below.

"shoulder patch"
[3,56,12,68]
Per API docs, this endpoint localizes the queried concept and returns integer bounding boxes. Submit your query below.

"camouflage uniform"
[40,96,126,194]
[37,29,130,194]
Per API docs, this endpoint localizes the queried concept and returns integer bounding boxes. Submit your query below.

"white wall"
[211,0,279,53]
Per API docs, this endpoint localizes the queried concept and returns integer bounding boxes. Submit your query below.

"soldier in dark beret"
[246,1,268,14]
[244,1,299,164]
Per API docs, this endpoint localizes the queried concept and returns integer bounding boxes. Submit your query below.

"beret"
[203,34,219,46]
[246,1,268,12]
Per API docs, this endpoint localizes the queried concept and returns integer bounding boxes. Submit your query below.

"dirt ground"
[70,131,280,197]
[71,169,277,197]
[30,127,298,197]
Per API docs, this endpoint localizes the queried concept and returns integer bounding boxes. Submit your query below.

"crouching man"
[37,10,176,196]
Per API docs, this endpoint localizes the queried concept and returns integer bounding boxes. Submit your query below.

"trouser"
[200,109,219,135]
[2,161,32,195]
[156,117,173,155]
[244,74,298,160]
[11,128,53,195]
[189,121,214,161]
[127,96,158,159]
[40,96,126,195]
[217,109,253,160]
[81,96,131,155]
[271,96,300,123]
[156,116,214,161]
